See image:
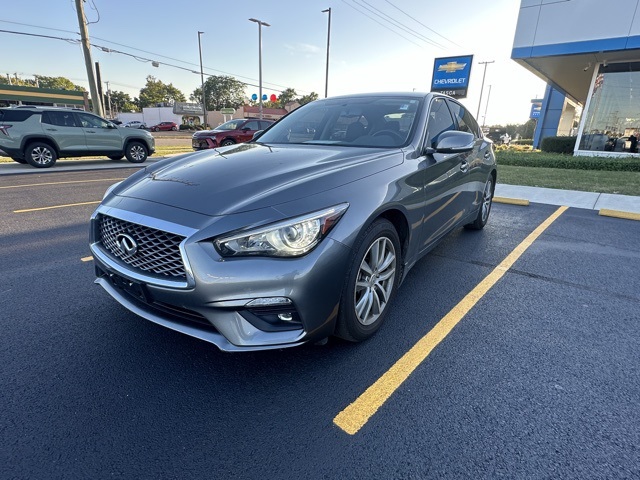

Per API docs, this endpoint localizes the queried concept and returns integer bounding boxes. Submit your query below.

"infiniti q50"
[90,92,496,352]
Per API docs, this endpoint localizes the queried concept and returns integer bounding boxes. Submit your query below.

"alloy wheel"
[354,237,397,326]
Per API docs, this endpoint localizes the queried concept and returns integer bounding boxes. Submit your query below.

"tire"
[171,126,178,131]
[11,157,27,164]
[335,219,401,342]
[125,141,148,163]
[465,175,494,230]
[108,155,124,161]
[25,142,57,168]
[153,127,160,132]
[220,139,236,147]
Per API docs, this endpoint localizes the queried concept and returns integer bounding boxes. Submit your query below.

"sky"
[1,0,546,125]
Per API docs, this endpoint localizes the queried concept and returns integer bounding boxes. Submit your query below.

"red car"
[192,118,274,150]
[150,121,178,132]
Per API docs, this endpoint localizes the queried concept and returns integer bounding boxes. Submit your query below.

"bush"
[540,136,577,154]
[512,139,533,146]
[179,124,194,131]
[496,150,640,172]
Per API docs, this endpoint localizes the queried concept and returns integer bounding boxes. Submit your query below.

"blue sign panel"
[431,55,474,98]
[530,100,542,119]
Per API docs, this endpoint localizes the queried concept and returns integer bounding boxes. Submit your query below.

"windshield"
[256,95,422,148]
[214,119,245,131]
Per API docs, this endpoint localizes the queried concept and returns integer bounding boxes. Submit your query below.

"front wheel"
[25,142,57,168]
[335,219,401,342]
[153,127,160,132]
[220,139,236,147]
[465,175,494,230]
[171,126,178,131]
[125,141,148,163]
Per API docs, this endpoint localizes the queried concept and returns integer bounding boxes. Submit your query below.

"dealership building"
[512,0,640,155]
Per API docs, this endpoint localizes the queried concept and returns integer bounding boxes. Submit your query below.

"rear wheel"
[125,141,148,163]
[335,219,401,342]
[25,142,57,168]
[465,175,494,230]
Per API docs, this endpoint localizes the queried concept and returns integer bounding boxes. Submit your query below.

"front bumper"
[192,137,216,150]
[90,206,351,351]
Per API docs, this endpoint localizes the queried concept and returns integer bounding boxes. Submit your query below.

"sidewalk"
[495,184,640,218]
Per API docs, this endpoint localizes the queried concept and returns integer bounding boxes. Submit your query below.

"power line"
[0,21,310,94]
[356,0,446,49]
[382,0,463,49]
[0,27,304,95]
[340,0,422,48]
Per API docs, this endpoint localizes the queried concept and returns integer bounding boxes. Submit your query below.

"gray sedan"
[90,92,496,351]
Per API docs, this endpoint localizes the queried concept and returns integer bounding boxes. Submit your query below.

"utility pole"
[106,81,113,119]
[75,0,103,116]
[197,31,207,128]
[249,18,270,120]
[476,60,494,120]
[482,85,492,128]
[322,8,331,98]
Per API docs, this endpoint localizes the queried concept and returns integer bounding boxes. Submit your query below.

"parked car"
[123,120,147,129]
[90,92,496,351]
[192,118,274,150]
[149,121,178,132]
[0,106,155,168]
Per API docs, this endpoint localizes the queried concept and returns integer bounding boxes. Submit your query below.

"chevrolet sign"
[431,55,474,98]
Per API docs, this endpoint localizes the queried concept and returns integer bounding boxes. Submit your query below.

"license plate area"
[108,272,149,303]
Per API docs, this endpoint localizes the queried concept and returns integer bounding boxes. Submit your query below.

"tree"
[109,90,138,113]
[190,75,247,111]
[296,92,319,106]
[277,88,297,108]
[0,74,84,91]
[34,75,85,91]
[137,75,186,108]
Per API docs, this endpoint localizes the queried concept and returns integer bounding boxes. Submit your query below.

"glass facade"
[578,62,640,154]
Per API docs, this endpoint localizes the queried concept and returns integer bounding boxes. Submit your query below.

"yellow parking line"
[81,256,94,262]
[598,208,640,221]
[494,196,530,206]
[333,205,568,435]
[0,178,125,190]
[14,201,100,213]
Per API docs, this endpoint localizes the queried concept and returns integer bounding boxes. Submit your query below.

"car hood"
[116,143,403,216]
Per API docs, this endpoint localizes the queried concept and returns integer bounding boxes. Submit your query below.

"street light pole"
[322,8,331,98]
[197,31,207,128]
[482,84,492,128]
[249,18,270,120]
[476,60,494,120]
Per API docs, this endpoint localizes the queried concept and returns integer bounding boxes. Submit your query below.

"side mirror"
[106,122,116,129]
[251,130,264,141]
[433,131,475,154]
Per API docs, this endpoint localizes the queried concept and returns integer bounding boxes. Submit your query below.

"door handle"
[45,128,57,131]
[86,130,96,134]
[460,161,469,173]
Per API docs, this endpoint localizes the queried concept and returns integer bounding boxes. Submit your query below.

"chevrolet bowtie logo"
[438,61,467,73]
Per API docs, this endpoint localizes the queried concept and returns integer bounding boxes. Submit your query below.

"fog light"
[277,313,294,322]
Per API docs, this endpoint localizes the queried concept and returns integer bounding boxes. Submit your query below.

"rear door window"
[42,111,79,127]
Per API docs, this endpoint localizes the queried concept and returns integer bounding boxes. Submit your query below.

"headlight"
[103,181,122,199]
[215,203,349,257]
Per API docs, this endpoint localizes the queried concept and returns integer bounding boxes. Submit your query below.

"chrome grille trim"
[99,214,186,278]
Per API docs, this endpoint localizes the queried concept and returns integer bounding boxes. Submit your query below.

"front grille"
[98,214,187,278]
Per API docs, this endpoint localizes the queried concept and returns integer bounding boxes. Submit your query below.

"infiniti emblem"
[116,233,138,256]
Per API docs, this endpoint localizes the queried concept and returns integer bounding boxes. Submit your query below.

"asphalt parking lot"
[1,167,639,479]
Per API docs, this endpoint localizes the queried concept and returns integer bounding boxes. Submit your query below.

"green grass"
[497,164,640,196]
